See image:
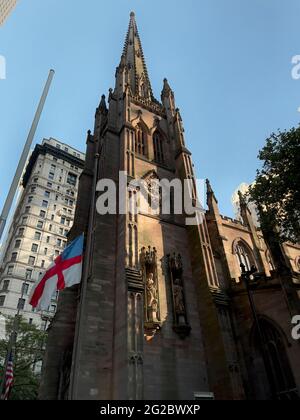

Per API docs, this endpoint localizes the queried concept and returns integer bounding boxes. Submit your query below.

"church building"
[39,12,300,400]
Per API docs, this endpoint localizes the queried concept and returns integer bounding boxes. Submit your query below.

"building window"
[233,240,255,272]
[28,256,36,266]
[22,217,28,225]
[253,318,297,399]
[49,224,53,232]
[51,214,54,221]
[29,319,33,325]
[25,269,32,280]
[59,228,63,235]
[18,227,25,237]
[28,196,33,203]
[54,250,60,257]
[60,216,66,225]
[7,266,13,275]
[135,124,147,156]
[57,239,62,247]
[46,236,50,243]
[25,206,31,214]
[67,173,77,186]
[47,182,52,188]
[31,243,38,253]
[15,240,21,249]
[153,131,164,163]
[44,191,50,198]
[34,231,41,240]
[2,280,10,291]
[49,172,55,180]
[41,260,45,268]
[40,210,46,218]
[11,253,17,262]
[33,177,38,183]
[0,296,5,307]
[50,304,56,313]
[21,283,29,295]
[44,248,48,255]
[17,298,25,310]
[42,200,48,208]
[37,221,43,229]
[31,187,36,194]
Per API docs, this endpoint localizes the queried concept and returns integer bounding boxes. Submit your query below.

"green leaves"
[249,126,300,244]
[0,315,47,400]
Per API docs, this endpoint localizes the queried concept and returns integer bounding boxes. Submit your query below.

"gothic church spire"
[121,12,154,101]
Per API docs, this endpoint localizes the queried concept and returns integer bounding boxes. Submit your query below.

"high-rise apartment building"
[0,0,18,26]
[0,138,85,334]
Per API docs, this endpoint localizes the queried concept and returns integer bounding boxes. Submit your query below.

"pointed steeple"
[121,12,154,101]
[98,94,108,114]
[206,179,220,217]
[161,78,172,98]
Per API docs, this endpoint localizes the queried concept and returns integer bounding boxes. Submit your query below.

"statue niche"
[167,253,191,339]
[140,246,161,336]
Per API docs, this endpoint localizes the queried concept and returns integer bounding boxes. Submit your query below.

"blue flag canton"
[61,234,84,261]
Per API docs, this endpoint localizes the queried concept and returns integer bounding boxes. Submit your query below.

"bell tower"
[40,12,240,400]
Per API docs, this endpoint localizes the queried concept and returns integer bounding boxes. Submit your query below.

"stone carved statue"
[170,253,183,272]
[146,273,158,321]
[173,279,185,315]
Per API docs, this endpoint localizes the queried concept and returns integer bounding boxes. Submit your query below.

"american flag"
[1,351,14,400]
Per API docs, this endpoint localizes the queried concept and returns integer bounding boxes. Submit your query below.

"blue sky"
[0,0,300,218]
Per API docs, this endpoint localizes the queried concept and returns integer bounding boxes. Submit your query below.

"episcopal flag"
[29,234,84,311]
[1,351,14,400]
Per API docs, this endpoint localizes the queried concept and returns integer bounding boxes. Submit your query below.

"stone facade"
[39,13,300,400]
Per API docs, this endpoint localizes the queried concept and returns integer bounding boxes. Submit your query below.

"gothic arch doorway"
[251,317,298,400]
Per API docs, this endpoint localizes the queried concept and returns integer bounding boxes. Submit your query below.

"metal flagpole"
[0,69,55,241]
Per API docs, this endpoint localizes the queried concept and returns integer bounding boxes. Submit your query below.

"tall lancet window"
[233,239,255,272]
[153,131,164,163]
[135,124,147,157]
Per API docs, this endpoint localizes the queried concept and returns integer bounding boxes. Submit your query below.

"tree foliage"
[0,315,46,400]
[249,126,300,243]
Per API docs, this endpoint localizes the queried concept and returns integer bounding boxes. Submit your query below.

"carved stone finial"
[206,179,213,194]
[130,11,135,18]
[238,190,247,207]
[98,94,107,114]
[161,78,172,98]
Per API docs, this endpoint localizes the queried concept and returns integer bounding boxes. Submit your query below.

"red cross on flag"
[29,234,84,311]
